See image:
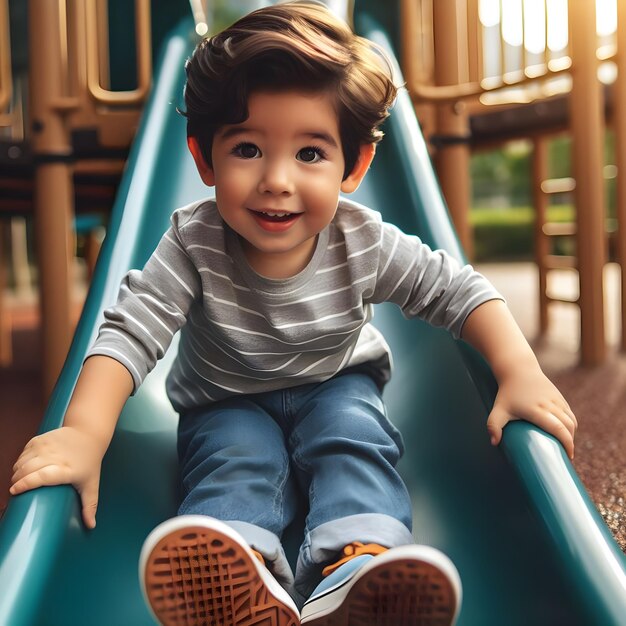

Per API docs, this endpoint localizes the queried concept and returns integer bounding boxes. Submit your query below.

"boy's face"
[190,90,373,278]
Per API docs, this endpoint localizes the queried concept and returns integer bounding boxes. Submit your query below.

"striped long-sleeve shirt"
[88,198,503,412]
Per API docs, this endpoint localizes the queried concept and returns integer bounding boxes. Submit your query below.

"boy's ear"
[187,136,215,186]
[340,143,376,193]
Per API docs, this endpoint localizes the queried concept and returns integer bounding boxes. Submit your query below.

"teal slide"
[2,4,626,625]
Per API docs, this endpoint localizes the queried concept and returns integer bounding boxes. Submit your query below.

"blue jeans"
[177,371,414,600]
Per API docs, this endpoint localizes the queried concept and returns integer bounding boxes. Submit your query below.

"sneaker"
[300,544,462,625]
[139,515,300,626]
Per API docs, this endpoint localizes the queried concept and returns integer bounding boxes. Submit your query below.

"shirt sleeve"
[370,221,504,339]
[86,213,201,392]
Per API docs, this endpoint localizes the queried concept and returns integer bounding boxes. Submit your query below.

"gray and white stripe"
[88,198,502,412]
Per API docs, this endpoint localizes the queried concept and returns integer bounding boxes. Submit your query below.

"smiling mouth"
[249,209,302,223]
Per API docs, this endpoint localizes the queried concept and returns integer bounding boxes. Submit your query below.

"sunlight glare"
[546,0,568,51]
[481,0,567,52]
[479,0,500,28]
[596,0,617,36]
[524,0,546,54]
[195,22,209,36]
[480,0,615,54]
[502,0,523,47]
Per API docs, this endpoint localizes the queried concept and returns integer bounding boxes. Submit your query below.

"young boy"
[11,2,577,625]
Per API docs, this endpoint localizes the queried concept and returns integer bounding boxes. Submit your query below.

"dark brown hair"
[182,1,398,178]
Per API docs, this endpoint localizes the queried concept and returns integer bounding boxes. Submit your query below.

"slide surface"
[1,7,626,625]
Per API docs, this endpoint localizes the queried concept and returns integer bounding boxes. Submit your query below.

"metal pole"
[615,0,626,352]
[568,0,607,364]
[432,0,473,257]
[28,0,75,396]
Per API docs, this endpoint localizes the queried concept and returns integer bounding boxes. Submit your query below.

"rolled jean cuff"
[295,513,415,598]
[224,521,296,596]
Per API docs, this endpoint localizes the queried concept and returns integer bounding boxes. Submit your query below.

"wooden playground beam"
[432,0,473,258]
[616,0,626,353]
[532,136,550,336]
[25,0,152,398]
[0,0,12,365]
[28,0,75,397]
[568,0,607,365]
[402,0,614,364]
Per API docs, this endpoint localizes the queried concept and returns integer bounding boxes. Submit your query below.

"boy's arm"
[461,299,577,459]
[10,355,133,529]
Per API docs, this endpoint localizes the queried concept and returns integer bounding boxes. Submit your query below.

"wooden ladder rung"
[542,222,576,237]
[540,177,576,194]
[543,254,578,270]
[546,294,580,305]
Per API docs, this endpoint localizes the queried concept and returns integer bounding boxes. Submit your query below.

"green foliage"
[469,134,617,261]
[471,142,533,208]
[212,0,264,29]
[470,205,575,261]
[471,205,574,226]
[548,136,572,179]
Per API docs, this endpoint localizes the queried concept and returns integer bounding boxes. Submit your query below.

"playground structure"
[0,0,173,395]
[402,0,626,366]
[1,1,626,625]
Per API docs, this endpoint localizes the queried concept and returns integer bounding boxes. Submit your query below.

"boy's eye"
[233,142,261,159]
[297,147,325,163]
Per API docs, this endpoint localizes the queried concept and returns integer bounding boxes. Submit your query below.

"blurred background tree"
[469,135,616,262]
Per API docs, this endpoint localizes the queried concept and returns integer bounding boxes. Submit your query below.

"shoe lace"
[321,542,388,577]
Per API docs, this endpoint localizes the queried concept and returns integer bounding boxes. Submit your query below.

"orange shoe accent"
[143,526,298,626]
[252,548,266,565]
[306,548,459,626]
[321,542,388,577]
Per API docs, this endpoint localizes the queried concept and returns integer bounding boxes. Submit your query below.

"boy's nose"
[258,160,295,195]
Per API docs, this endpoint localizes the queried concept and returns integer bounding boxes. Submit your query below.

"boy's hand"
[461,300,577,460]
[10,426,105,529]
[487,366,578,459]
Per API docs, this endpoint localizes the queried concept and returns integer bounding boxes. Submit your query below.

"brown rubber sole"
[304,557,457,626]
[143,525,299,626]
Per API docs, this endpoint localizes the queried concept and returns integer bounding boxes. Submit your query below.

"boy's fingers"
[79,479,100,530]
[12,450,38,473]
[549,394,577,427]
[13,434,61,472]
[486,405,513,446]
[11,461,101,530]
[12,456,56,484]
[9,464,70,495]
[548,404,576,439]
[564,405,578,428]
[547,416,575,459]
